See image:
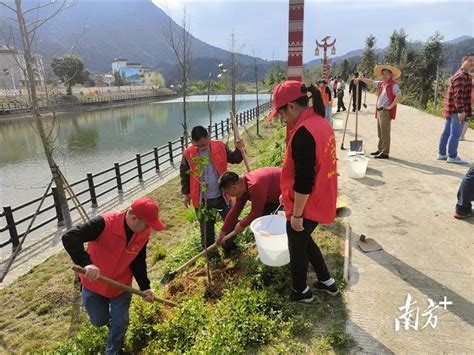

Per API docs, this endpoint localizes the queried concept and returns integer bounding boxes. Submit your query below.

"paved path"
[333,92,474,354]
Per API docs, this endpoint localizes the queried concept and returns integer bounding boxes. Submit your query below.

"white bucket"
[332,118,343,130]
[250,215,290,267]
[346,152,369,178]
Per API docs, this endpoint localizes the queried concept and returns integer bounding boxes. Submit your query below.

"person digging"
[62,197,166,355]
[180,125,244,256]
[268,80,339,302]
[356,64,402,159]
[215,167,282,246]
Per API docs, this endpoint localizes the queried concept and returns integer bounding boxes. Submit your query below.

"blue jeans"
[456,164,474,215]
[438,114,464,158]
[325,104,332,122]
[82,288,132,355]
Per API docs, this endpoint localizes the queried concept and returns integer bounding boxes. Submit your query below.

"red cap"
[130,198,166,231]
[267,80,306,120]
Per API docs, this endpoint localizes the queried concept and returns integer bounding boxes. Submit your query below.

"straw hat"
[374,64,401,80]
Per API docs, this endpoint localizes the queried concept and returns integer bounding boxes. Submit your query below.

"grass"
[0,118,352,354]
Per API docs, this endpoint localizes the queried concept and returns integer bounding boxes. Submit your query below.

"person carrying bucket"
[268,80,339,302]
[215,167,282,245]
[62,198,166,354]
[356,64,402,159]
[180,125,245,255]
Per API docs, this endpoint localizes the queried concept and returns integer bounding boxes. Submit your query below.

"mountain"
[305,36,474,73]
[10,0,279,82]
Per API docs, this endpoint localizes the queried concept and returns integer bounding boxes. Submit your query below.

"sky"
[153,0,474,62]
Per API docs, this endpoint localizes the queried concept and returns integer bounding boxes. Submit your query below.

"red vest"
[376,80,398,120]
[281,108,338,224]
[184,140,228,208]
[80,211,150,298]
[320,86,331,105]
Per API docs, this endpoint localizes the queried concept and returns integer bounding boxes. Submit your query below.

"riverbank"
[0,119,350,354]
[0,89,177,120]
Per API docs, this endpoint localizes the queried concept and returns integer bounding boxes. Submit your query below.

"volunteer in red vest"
[180,125,244,254]
[62,197,166,355]
[215,167,282,244]
[268,80,339,302]
[317,79,333,122]
[357,64,402,159]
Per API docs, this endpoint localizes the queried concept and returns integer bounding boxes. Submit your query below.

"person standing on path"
[180,125,244,254]
[459,71,474,141]
[62,198,166,355]
[356,65,402,159]
[215,167,281,245]
[268,80,339,302]
[317,79,333,122]
[349,72,367,112]
[332,77,339,98]
[336,76,346,112]
[437,54,474,164]
[454,164,474,219]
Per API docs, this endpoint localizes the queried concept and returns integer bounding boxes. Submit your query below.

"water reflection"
[0,94,269,207]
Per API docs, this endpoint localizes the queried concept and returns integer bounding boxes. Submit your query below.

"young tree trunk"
[254,56,260,136]
[15,0,72,229]
[207,73,213,136]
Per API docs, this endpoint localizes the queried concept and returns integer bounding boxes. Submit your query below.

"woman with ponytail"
[268,81,339,302]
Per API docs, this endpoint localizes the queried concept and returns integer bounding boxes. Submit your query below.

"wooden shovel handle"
[72,265,177,307]
[230,112,251,172]
[174,231,237,274]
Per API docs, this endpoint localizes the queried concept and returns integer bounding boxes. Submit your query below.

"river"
[0,93,270,213]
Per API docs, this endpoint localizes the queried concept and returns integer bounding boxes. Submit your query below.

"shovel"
[350,81,363,152]
[357,235,382,253]
[160,230,237,285]
[72,265,177,307]
[340,91,353,150]
[230,112,251,173]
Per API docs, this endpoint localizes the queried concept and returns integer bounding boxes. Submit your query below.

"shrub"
[125,297,163,351]
[152,245,167,264]
[52,323,108,354]
[143,296,209,353]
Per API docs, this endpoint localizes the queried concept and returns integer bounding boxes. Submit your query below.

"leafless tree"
[1,0,73,229]
[207,72,214,136]
[252,50,260,136]
[163,3,192,146]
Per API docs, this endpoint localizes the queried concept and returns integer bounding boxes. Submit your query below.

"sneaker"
[370,151,381,156]
[314,281,340,296]
[437,154,448,160]
[289,288,314,303]
[374,153,389,159]
[447,156,467,164]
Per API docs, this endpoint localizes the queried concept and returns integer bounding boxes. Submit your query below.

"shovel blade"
[350,140,363,152]
[160,271,176,285]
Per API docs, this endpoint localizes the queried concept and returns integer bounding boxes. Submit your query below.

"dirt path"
[333,92,474,354]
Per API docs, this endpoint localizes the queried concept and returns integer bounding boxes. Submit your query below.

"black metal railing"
[0,101,272,251]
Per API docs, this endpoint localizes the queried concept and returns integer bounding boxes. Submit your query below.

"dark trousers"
[352,91,363,111]
[262,202,281,216]
[456,164,474,215]
[337,93,346,112]
[196,196,234,251]
[286,219,331,293]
